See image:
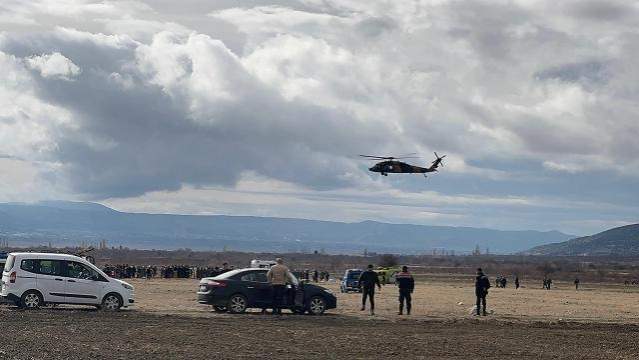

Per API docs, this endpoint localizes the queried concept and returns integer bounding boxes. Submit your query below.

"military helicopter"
[360,152,446,177]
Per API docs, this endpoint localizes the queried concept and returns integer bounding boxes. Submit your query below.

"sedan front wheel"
[308,296,326,315]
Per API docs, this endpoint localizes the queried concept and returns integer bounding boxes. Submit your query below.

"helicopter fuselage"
[369,160,434,176]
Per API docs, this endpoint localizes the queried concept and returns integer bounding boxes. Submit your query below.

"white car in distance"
[1,252,134,310]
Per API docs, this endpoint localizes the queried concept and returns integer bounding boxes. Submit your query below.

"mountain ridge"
[0,201,574,254]
[527,223,639,256]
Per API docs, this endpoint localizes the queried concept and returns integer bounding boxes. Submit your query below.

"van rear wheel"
[21,290,43,309]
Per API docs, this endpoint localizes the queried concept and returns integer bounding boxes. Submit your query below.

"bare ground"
[1,278,639,359]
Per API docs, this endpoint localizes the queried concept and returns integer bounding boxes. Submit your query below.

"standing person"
[574,278,580,290]
[515,276,520,289]
[359,264,382,315]
[267,258,293,315]
[395,266,415,315]
[313,270,319,283]
[475,268,491,316]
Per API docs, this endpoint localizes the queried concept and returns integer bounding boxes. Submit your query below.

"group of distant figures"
[493,276,559,290]
[494,276,521,289]
[298,269,331,283]
[102,264,236,279]
[494,276,509,288]
[624,280,639,286]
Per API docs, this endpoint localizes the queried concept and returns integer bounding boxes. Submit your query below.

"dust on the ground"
[1,278,638,359]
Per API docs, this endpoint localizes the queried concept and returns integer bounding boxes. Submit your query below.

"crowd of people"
[101,264,236,279]
[298,269,331,283]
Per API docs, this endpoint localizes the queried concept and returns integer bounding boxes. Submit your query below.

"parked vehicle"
[0,252,7,273]
[0,253,6,304]
[1,252,135,310]
[197,268,336,315]
[249,259,277,269]
[375,267,399,284]
[340,269,363,293]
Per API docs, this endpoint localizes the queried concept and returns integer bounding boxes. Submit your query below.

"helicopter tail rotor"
[430,152,446,169]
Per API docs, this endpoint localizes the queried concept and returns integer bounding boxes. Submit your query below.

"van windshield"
[347,271,362,279]
[3,255,14,272]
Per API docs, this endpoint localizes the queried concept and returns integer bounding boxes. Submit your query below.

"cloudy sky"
[1,0,638,235]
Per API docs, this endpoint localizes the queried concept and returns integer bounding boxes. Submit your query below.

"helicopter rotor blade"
[360,153,420,160]
[396,152,418,158]
[359,155,394,160]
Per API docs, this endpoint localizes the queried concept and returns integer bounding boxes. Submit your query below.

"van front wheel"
[101,293,123,311]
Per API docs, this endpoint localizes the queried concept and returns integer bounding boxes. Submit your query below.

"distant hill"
[0,201,572,254]
[527,223,639,256]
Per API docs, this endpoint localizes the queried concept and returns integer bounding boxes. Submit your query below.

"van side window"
[20,259,38,273]
[38,260,64,276]
[67,261,100,280]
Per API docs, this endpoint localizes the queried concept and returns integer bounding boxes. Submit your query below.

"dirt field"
[1,278,639,359]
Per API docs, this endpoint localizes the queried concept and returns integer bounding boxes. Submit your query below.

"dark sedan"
[197,268,337,315]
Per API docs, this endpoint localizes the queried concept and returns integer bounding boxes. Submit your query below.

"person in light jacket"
[267,258,294,315]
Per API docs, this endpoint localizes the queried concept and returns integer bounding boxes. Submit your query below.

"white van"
[0,252,134,310]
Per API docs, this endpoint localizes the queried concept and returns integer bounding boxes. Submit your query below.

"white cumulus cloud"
[26,52,81,80]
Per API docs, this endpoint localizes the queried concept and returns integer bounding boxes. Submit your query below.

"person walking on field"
[395,266,415,315]
[359,264,382,315]
[514,276,520,289]
[267,258,293,315]
[475,268,491,316]
[574,277,580,290]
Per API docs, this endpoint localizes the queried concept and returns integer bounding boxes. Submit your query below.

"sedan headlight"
[121,282,134,290]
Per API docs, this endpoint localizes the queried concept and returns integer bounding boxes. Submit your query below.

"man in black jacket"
[359,264,382,315]
[475,268,491,316]
[395,266,415,315]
